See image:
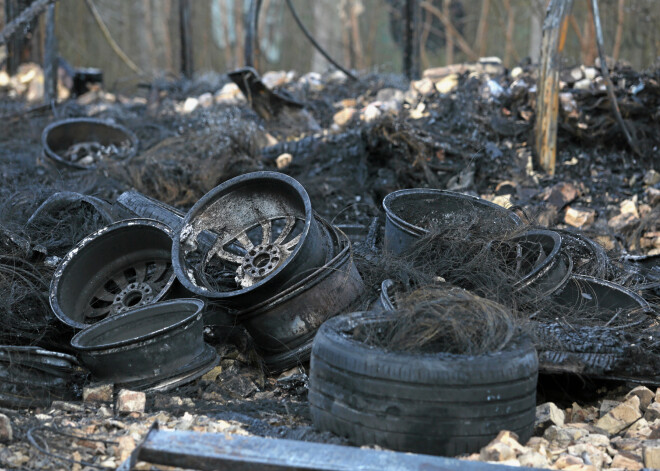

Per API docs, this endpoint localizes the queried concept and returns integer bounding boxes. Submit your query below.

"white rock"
[183,97,199,114]
[0,413,12,442]
[362,104,382,123]
[116,389,145,413]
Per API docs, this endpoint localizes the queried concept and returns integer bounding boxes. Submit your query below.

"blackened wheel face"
[197,215,305,292]
[86,259,172,321]
[173,172,329,305]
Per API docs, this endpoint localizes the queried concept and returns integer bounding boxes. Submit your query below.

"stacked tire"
[309,312,538,456]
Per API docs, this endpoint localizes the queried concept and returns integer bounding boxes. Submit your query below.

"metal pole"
[179,0,193,79]
[403,0,420,80]
[43,3,56,103]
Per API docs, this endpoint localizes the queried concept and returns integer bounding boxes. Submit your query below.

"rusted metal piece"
[173,171,331,308]
[535,0,574,175]
[228,67,303,120]
[118,423,528,471]
[71,298,218,390]
[41,118,138,170]
[238,221,364,373]
[50,219,177,329]
[0,346,79,408]
[382,189,522,255]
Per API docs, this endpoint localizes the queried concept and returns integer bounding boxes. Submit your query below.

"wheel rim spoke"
[273,216,296,245]
[260,219,272,245]
[282,233,302,251]
[134,262,147,283]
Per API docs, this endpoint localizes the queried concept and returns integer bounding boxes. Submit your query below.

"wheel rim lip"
[41,117,139,170]
[49,218,177,330]
[172,171,315,299]
[383,188,522,238]
[558,274,653,315]
[507,229,565,291]
[70,298,205,351]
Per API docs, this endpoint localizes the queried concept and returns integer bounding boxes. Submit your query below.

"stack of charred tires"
[49,171,364,391]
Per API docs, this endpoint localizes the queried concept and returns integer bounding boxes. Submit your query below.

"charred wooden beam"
[118,423,527,471]
[535,0,574,176]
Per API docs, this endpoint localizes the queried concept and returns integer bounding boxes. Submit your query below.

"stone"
[182,97,199,114]
[582,67,598,80]
[116,389,145,413]
[600,399,621,417]
[113,435,135,462]
[626,386,655,411]
[526,436,550,454]
[362,104,381,123]
[643,439,660,468]
[411,78,434,96]
[564,206,596,228]
[644,169,660,186]
[518,450,549,468]
[376,88,404,113]
[492,430,527,455]
[595,396,641,435]
[262,70,289,89]
[610,453,643,470]
[625,418,652,439]
[567,443,611,468]
[333,107,357,127]
[275,153,293,170]
[569,402,597,423]
[544,425,588,447]
[198,92,214,108]
[83,383,113,403]
[644,402,660,422]
[577,433,610,448]
[647,188,660,207]
[544,181,579,209]
[0,413,12,442]
[510,67,523,79]
[202,366,223,382]
[434,74,459,94]
[554,453,584,468]
[0,70,9,87]
[574,78,592,90]
[535,402,566,434]
[479,442,515,462]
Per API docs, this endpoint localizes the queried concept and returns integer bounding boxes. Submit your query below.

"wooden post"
[179,0,193,79]
[535,0,574,176]
[43,3,56,103]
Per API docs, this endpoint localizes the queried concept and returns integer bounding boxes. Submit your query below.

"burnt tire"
[309,312,538,457]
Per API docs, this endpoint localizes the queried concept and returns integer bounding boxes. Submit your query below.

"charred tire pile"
[309,312,538,456]
[113,172,365,373]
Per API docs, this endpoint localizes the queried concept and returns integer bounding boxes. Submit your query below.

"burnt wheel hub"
[114,282,154,314]
[241,244,282,282]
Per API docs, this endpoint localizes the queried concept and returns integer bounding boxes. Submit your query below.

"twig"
[591,0,641,158]
[84,0,144,75]
[0,0,58,46]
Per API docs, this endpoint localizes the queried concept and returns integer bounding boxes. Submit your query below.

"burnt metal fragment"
[172,171,331,308]
[41,117,138,169]
[0,346,80,408]
[50,219,177,329]
[383,189,522,255]
[71,298,218,390]
[118,423,523,471]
